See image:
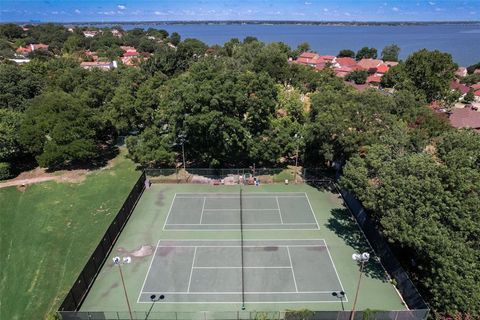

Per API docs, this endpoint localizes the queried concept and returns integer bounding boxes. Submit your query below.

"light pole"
[294,133,301,184]
[178,133,186,170]
[331,291,346,310]
[113,256,133,320]
[145,294,165,320]
[350,252,370,320]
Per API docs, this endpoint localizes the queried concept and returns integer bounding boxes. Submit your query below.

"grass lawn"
[0,150,141,320]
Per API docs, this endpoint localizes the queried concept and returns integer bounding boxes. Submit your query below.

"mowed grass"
[0,151,140,320]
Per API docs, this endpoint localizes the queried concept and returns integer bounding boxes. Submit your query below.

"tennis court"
[163,192,319,230]
[137,239,345,303]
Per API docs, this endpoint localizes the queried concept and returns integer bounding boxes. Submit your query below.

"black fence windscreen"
[58,172,146,312]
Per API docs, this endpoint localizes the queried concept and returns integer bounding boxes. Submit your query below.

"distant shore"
[5,20,480,26]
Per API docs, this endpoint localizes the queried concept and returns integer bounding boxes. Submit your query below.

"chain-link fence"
[58,172,147,312]
[58,309,429,320]
[145,167,335,184]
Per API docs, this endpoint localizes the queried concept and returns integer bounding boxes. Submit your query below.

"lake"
[107,23,480,66]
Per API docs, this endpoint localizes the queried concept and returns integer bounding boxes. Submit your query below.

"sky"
[0,0,479,22]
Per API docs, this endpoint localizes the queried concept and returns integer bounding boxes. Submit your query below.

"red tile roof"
[367,75,382,83]
[450,81,470,95]
[475,90,480,97]
[357,58,383,70]
[336,57,356,67]
[298,52,318,59]
[123,51,139,57]
[449,108,480,129]
[384,61,399,67]
[376,64,389,74]
[320,55,335,60]
[471,83,480,90]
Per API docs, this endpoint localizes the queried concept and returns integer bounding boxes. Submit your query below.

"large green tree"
[404,49,457,102]
[18,91,100,168]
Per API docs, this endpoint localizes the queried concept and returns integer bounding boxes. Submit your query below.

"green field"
[0,151,141,320]
[80,183,407,317]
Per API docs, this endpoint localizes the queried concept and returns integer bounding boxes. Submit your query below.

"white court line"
[324,243,348,302]
[156,245,327,248]
[142,291,338,294]
[192,266,291,269]
[286,246,299,293]
[187,247,197,293]
[137,239,161,303]
[162,193,177,230]
[199,197,206,224]
[275,196,284,224]
[176,196,306,199]
[202,208,279,211]
[166,223,315,225]
[304,193,321,230]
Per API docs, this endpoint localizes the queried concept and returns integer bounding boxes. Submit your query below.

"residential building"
[83,30,99,38]
[449,107,480,131]
[80,61,117,70]
[455,67,467,78]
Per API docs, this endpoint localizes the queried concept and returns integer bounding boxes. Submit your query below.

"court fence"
[58,309,430,320]
[58,172,147,313]
[58,168,429,320]
[144,167,334,184]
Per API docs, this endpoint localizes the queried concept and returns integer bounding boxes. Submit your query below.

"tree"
[381,44,400,62]
[346,69,368,84]
[0,109,23,162]
[338,49,355,58]
[126,126,175,167]
[292,42,310,58]
[463,89,475,104]
[404,49,457,102]
[380,63,406,88]
[0,64,44,110]
[356,47,377,60]
[0,23,24,40]
[18,91,99,168]
[138,37,157,53]
[169,32,181,46]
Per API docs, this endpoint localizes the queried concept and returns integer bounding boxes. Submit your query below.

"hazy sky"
[1,0,479,22]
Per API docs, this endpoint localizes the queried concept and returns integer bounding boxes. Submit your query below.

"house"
[336,57,357,67]
[111,29,123,37]
[80,61,117,70]
[449,108,480,131]
[334,66,353,78]
[450,81,470,95]
[455,67,467,78]
[16,43,49,55]
[357,58,383,71]
[295,52,322,67]
[475,90,480,102]
[83,30,99,38]
[367,75,382,84]
[120,46,137,53]
[376,64,389,75]
[475,69,480,74]
[470,83,480,91]
[384,61,399,67]
[123,51,139,58]
[8,58,31,64]
[84,50,98,61]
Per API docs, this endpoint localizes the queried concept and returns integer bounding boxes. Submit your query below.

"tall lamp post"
[145,294,165,320]
[113,256,133,320]
[293,133,302,184]
[350,252,370,320]
[178,133,186,170]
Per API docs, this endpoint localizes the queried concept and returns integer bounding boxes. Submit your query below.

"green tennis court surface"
[138,239,343,303]
[164,193,319,230]
[80,183,407,313]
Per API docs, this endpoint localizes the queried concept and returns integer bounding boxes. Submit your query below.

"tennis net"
[240,188,245,310]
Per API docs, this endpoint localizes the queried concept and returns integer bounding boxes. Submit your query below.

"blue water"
[114,24,480,65]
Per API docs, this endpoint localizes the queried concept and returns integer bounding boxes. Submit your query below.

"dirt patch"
[117,245,155,258]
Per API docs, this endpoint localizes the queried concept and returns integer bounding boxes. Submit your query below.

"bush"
[0,162,11,180]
